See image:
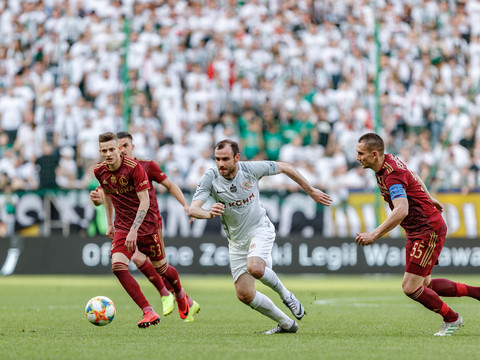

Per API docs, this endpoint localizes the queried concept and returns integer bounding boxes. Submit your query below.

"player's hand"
[310,189,333,206]
[184,204,195,223]
[106,225,115,240]
[355,232,377,246]
[209,202,225,218]
[90,189,103,206]
[125,230,137,252]
[431,198,443,212]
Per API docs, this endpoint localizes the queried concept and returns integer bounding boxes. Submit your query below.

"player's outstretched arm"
[356,197,408,246]
[277,162,332,206]
[411,171,443,212]
[160,177,190,216]
[190,199,224,219]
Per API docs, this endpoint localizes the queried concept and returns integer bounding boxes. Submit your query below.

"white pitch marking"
[313,296,416,308]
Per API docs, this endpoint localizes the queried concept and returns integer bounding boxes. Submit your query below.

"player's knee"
[236,289,255,304]
[247,265,265,279]
[111,262,128,273]
[402,282,420,296]
[131,254,145,268]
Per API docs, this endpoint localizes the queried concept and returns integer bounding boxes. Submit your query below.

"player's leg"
[247,225,305,320]
[403,271,457,321]
[132,250,174,316]
[132,250,170,296]
[426,276,480,300]
[248,256,305,320]
[144,229,199,321]
[110,250,160,328]
[231,243,297,334]
[235,272,297,334]
[403,271,463,335]
[404,231,463,335]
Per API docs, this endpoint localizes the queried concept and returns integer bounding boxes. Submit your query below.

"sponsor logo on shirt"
[104,185,135,194]
[242,181,251,190]
[228,193,255,207]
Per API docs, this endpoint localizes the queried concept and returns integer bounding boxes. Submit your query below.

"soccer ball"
[85,296,116,326]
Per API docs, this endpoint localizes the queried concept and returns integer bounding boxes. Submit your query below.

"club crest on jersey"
[230,184,237,192]
[119,176,128,186]
[110,175,117,184]
[242,181,251,190]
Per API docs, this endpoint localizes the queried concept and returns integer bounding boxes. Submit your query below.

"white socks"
[259,267,290,300]
[249,291,292,328]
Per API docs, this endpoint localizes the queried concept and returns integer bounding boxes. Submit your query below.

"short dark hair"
[215,139,239,156]
[358,133,384,154]
[98,132,117,144]
[116,131,133,142]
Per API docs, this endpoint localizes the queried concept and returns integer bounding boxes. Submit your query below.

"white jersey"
[193,161,279,245]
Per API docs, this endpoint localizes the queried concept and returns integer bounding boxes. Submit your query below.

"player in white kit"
[190,139,332,334]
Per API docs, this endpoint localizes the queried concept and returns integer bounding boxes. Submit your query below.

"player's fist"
[209,202,225,218]
[90,188,104,206]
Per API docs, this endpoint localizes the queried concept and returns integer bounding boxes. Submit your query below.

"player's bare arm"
[103,193,115,240]
[161,177,191,216]
[190,199,225,219]
[277,162,332,206]
[125,189,150,252]
[411,170,443,212]
[356,197,408,246]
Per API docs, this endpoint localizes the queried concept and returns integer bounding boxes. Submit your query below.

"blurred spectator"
[13,110,43,163]
[36,142,59,190]
[76,116,100,171]
[0,87,27,144]
[55,146,78,189]
[240,115,264,160]
[34,97,56,144]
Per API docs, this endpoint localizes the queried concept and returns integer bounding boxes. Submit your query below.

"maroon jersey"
[375,154,445,237]
[136,158,168,220]
[94,156,159,236]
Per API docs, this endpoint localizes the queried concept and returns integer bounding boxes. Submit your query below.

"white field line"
[313,296,416,308]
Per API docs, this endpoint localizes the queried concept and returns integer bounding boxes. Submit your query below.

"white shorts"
[229,221,275,283]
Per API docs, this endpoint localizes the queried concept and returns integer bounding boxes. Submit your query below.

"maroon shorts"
[405,223,447,277]
[111,227,166,262]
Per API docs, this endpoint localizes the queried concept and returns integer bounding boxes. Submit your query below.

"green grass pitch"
[0,274,479,360]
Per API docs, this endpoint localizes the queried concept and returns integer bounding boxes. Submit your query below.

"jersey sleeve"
[132,162,150,192]
[384,170,408,198]
[192,169,214,203]
[241,161,279,179]
[147,161,168,183]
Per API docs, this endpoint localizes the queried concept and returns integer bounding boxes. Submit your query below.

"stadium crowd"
[0,0,479,201]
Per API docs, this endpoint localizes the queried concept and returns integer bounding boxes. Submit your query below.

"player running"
[94,132,198,328]
[355,132,480,336]
[189,139,332,334]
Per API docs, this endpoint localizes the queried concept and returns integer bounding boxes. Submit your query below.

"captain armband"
[389,184,407,200]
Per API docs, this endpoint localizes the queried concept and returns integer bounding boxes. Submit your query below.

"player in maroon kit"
[355,133,480,336]
[94,132,198,328]
[91,132,199,322]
